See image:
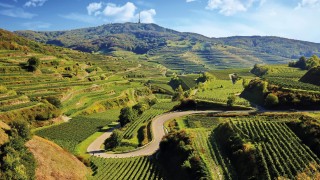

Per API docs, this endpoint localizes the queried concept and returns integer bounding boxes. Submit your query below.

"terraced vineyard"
[90,156,164,180]
[264,77,320,92]
[232,120,320,179]
[123,101,179,139]
[192,129,233,180]
[196,80,250,106]
[36,109,120,153]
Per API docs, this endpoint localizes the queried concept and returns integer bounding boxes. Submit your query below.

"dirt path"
[87,110,222,158]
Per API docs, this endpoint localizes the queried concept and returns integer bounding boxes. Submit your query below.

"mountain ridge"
[13,22,320,71]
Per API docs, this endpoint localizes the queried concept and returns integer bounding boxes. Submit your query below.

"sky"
[0,0,320,42]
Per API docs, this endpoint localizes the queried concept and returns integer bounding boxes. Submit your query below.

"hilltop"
[15,23,320,71]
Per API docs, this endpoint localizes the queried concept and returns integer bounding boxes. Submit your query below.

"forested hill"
[216,36,320,59]
[14,23,320,70]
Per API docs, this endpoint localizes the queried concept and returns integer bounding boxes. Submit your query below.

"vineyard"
[123,101,179,139]
[264,77,320,92]
[90,156,164,180]
[196,80,250,106]
[178,75,198,90]
[231,120,320,179]
[192,129,234,180]
[36,109,120,153]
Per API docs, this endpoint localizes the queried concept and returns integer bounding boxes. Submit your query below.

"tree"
[132,102,149,114]
[0,85,7,94]
[265,93,279,107]
[172,85,184,101]
[45,96,62,108]
[296,56,307,69]
[227,95,236,107]
[9,120,31,140]
[27,57,40,72]
[242,79,249,88]
[104,130,123,150]
[118,107,138,127]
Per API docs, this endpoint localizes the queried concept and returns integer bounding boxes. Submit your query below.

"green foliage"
[27,56,40,72]
[197,72,215,83]
[45,96,62,108]
[9,120,31,140]
[289,55,320,70]
[104,129,123,150]
[227,95,236,107]
[36,110,119,153]
[172,85,184,101]
[215,122,264,179]
[225,119,320,179]
[287,116,320,158]
[0,86,7,94]
[159,130,210,180]
[132,102,149,115]
[251,64,269,76]
[265,93,279,107]
[289,56,307,69]
[119,107,138,127]
[90,156,164,179]
[0,121,36,180]
[15,24,320,71]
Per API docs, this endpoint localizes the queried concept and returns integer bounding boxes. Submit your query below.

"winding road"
[87,110,252,158]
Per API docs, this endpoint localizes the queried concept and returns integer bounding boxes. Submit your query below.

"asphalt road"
[87,110,227,158]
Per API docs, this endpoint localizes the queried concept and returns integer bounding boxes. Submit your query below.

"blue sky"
[1,0,320,42]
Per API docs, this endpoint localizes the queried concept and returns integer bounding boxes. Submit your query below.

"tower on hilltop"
[138,12,141,24]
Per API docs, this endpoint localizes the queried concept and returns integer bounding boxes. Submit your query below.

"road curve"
[87,110,222,158]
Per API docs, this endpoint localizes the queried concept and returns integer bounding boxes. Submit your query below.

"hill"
[300,66,320,86]
[14,23,320,71]
[26,136,89,180]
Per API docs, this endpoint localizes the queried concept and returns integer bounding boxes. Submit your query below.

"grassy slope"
[26,136,89,180]
[0,121,10,145]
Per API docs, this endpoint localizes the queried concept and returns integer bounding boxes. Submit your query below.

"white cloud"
[60,13,100,24]
[186,0,196,2]
[24,0,47,7]
[87,2,102,16]
[297,0,320,8]
[0,8,36,18]
[0,3,14,8]
[206,0,264,16]
[84,2,156,23]
[139,9,156,23]
[22,21,51,30]
[103,2,136,22]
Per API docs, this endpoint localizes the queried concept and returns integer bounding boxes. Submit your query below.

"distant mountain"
[14,23,320,71]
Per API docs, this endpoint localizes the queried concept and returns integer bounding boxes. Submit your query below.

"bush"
[9,120,32,140]
[159,130,210,180]
[118,107,138,127]
[0,85,8,94]
[227,95,236,107]
[104,130,123,150]
[45,96,62,108]
[265,93,279,107]
[27,57,40,72]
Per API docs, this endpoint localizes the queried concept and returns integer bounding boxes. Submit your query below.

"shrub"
[27,57,40,72]
[104,130,123,150]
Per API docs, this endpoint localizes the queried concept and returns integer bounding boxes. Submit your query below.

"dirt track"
[87,110,221,158]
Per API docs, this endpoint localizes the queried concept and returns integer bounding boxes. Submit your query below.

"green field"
[35,109,120,153]
[90,156,164,180]
[196,79,250,106]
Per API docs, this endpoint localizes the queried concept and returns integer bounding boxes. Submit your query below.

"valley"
[1,23,320,180]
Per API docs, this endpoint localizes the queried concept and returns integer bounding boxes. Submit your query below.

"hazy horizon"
[1,0,320,43]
